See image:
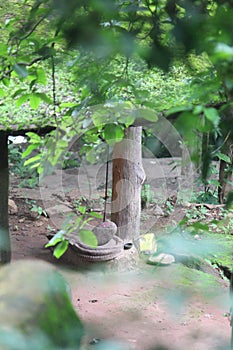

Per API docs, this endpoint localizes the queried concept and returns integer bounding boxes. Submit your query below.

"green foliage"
[61,151,80,169]
[103,123,124,146]
[30,204,47,218]
[18,177,39,189]
[46,206,102,258]
[25,199,47,218]
[141,184,155,208]
[8,143,26,176]
[9,142,39,187]
[163,200,174,217]
[194,190,219,205]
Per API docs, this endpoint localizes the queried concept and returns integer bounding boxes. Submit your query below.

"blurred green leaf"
[203,108,220,129]
[30,94,41,110]
[53,240,69,258]
[103,123,124,146]
[15,94,30,107]
[36,67,47,85]
[22,144,40,158]
[24,154,41,166]
[45,230,65,248]
[79,229,98,247]
[88,211,103,219]
[216,152,231,163]
[78,206,86,214]
[133,107,158,122]
[13,64,28,78]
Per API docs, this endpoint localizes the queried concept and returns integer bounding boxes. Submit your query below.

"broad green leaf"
[103,123,124,145]
[0,88,6,97]
[12,89,27,98]
[45,230,65,247]
[118,110,135,127]
[176,111,201,135]
[216,152,231,163]
[53,240,69,258]
[166,105,192,116]
[26,132,41,142]
[88,212,103,219]
[29,79,37,90]
[208,179,220,187]
[5,17,17,28]
[92,109,112,126]
[2,78,10,87]
[13,64,28,78]
[37,93,52,104]
[22,143,40,158]
[133,108,158,122]
[15,94,30,107]
[36,67,47,85]
[78,206,86,214]
[193,105,203,115]
[30,162,41,169]
[79,229,98,247]
[24,154,41,166]
[204,108,220,129]
[112,101,133,112]
[141,108,158,122]
[30,94,41,109]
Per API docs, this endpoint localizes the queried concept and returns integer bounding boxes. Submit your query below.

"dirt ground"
[9,158,232,350]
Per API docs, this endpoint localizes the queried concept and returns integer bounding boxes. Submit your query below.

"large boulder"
[0,260,84,349]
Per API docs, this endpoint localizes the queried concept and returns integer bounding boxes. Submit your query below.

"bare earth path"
[9,158,232,350]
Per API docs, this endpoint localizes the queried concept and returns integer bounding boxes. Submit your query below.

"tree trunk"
[0,132,11,264]
[218,105,233,204]
[111,127,146,247]
[218,137,233,203]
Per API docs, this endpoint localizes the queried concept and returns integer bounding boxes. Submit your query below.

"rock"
[147,253,175,265]
[8,199,18,215]
[194,234,201,240]
[93,221,118,246]
[154,205,164,216]
[0,260,84,349]
[45,204,73,217]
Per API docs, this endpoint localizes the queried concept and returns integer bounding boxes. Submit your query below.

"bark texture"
[218,136,233,203]
[0,132,11,263]
[111,127,146,246]
[218,106,233,204]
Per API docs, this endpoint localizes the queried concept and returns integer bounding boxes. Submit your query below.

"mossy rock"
[0,260,84,349]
